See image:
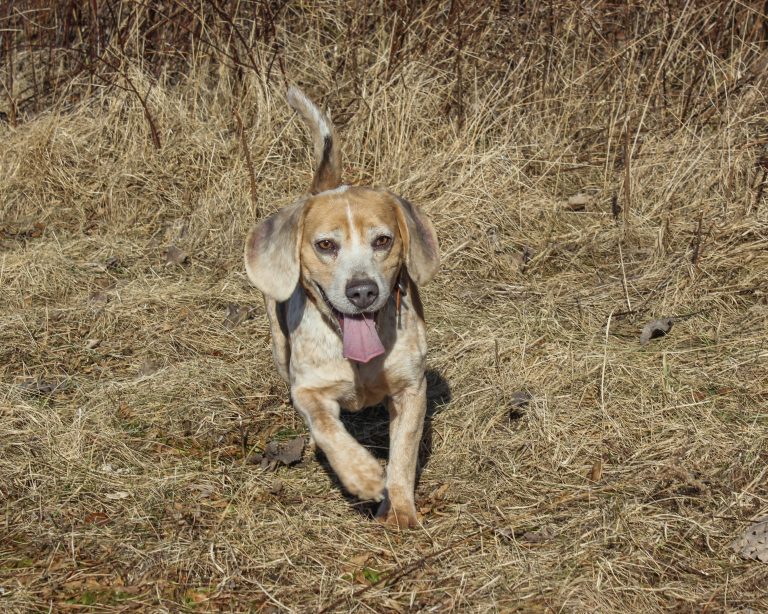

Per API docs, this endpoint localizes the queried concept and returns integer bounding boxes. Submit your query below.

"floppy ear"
[244,200,305,301]
[391,193,440,285]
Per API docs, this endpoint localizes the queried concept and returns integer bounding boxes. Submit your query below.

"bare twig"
[233,107,259,218]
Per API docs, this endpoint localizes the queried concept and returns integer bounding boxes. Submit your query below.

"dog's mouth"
[315,284,385,364]
[338,312,385,363]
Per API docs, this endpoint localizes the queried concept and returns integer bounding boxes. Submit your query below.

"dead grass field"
[1,1,767,612]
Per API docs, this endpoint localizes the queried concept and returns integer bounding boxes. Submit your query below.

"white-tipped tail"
[287,85,342,193]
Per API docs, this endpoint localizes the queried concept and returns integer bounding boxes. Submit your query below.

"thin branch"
[233,107,259,218]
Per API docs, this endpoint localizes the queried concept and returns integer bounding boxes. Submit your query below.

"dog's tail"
[287,85,342,194]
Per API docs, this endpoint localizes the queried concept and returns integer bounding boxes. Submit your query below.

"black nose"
[345,279,379,309]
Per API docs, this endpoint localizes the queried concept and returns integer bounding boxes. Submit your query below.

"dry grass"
[2,1,768,611]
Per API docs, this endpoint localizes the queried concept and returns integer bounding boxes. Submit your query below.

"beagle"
[244,86,439,528]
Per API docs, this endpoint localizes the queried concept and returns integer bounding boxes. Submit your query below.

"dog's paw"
[376,499,418,529]
[339,453,385,501]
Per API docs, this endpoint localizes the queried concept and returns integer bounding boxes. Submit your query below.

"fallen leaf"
[28,222,46,238]
[250,436,305,471]
[138,360,161,377]
[522,525,557,543]
[86,256,121,272]
[94,277,116,290]
[165,245,189,266]
[185,589,209,604]
[173,218,190,239]
[731,517,768,563]
[588,459,603,483]
[117,402,133,420]
[61,579,86,592]
[88,291,110,304]
[611,194,621,220]
[640,318,674,345]
[509,390,531,419]
[564,193,591,211]
[340,553,374,575]
[514,246,535,271]
[189,482,215,497]
[748,51,768,77]
[104,491,130,500]
[224,304,253,329]
[428,483,449,501]
[19,377,66,396]
[418,502,434,515]
[84,512,110,525]
[509,390,531,408]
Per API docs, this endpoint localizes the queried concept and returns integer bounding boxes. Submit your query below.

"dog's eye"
[373,235,392,249]
[316,239,337,252]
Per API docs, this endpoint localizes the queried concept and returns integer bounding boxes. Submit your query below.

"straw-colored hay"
[1,2,767,611]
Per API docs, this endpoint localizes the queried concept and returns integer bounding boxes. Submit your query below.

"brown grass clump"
[2,1,767,611]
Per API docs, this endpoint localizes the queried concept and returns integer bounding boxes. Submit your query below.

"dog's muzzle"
[345,278,379,310]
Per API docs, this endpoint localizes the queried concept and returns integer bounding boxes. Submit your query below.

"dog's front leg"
[292,388,385,501]
[377,376,427,528]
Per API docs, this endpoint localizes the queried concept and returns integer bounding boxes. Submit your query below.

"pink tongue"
[341,313,385,363]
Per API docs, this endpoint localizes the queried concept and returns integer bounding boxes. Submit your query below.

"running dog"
[244,86,439,528]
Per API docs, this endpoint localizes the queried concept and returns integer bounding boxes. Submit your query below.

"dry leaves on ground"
[250,436,306,471]
[731,517,768,563]
[165,245,189,266]
[640,318,674,345]
[224,304,254,329]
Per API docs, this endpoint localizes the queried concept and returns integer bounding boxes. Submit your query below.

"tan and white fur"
[244,86,439,528]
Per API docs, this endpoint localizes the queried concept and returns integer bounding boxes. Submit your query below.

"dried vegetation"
[1,1,767,611]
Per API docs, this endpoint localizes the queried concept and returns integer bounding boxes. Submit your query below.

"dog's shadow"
[313,369,452,518]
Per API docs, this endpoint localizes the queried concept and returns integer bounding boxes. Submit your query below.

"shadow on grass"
[314,368,452,519]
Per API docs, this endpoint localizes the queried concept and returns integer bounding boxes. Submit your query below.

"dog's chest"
[282,290,425,410]
[319,354,419,411]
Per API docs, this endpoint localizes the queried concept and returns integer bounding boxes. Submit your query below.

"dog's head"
[245,186,439,313]
[245,86,439,313]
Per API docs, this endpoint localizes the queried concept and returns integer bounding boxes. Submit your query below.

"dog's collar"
[394,269,407,329]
